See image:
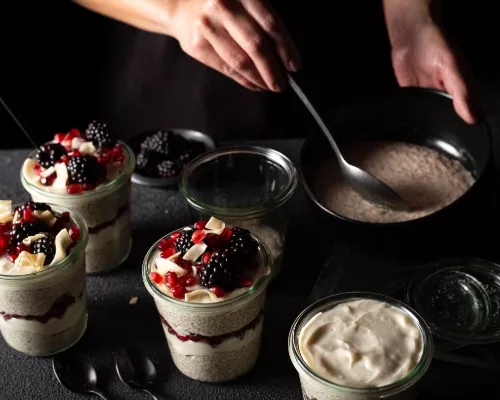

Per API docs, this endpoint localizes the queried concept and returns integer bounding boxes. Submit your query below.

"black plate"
[127,128,217,188]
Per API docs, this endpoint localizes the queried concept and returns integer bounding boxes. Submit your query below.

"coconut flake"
[22,159,40,185]
[155,257,188,276]
[33,210,58,227]
[79,141,96,156]
[0,200,12,224]
[205,216,225,232]
[12,211,20,224]
[167,251,181,261]
[185,289,219,303]
[40,166,56,178]
[129,296,138,305]
[182,243,207,262]
[53,163,69,189]
[49,229,73,266]
[15,251,46,270]
[22,233,46,246]
[71,137,86,150]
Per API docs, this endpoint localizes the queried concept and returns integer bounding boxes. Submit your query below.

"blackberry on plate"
[85,120,117,148]
[157,160,180,178]
[199,248,244,291]
[35,143,67,169]
[228,227,258,258]
[136,150,162,177]
[67,155,100,185]
[11,221,47,245]
[174,228,195,254]
[140,130,173,155]
[30,234,56,264]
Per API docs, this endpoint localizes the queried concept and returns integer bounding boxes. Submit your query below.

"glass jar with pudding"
[20,121,135,274]
[289,292,433,400]
[143,216,272,382]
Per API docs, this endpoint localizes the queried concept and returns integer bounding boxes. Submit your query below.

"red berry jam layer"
[160,310,263,347]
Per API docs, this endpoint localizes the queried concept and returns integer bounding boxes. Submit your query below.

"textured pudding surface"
[298,299,423,389]
[316,141,474,223]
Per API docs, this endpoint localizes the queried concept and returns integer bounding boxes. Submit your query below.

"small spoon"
[287,74,408,210]
[115,348,159,400]
[53,355,109,400]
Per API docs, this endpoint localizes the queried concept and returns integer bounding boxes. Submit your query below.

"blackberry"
[11,221,47,245]
[174,229,195,254]
[199,248,243,291]
[35,143,67,169]
[30,234,56,264]
[67,155,100,185]
[14,201,52,216]
[136,150,161,177]
[140,130,173,155]
[157,160,180,178]
[85,120,117,148]
[228,227,258,258]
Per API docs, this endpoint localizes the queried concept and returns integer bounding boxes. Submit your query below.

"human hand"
[389,21,478,124]
[169,0,301,91]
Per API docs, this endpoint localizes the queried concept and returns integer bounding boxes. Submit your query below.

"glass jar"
[0,204,89,356]
[20,142,135,274]
[179,145,298,278]
[143,228,272,382]
[289,292,434,400]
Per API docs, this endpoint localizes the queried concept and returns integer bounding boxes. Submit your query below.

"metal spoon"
[287,74,408,210]
[115,348,159,400]
[53,355,109,400]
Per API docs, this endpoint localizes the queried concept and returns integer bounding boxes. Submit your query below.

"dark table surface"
[1,136,500,400]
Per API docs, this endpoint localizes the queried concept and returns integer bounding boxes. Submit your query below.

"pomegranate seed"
[82,184,95,191]
[180,274,197,287]
[191,230,206,244]
[240,279,253,287]
[181,261,191,270]
[61,212,70,221]
[67,184,84,194]
[178,335,189,342]
[16,243,28,254]
[111,146,123,159]
[172,285,186,299]
[0,235,9,256]
[220,228,232,243]
[68,128,80,137]
[205,234,219,249]
[62,136,73,149]
[201,252,212,264]
[171,232,180,240]
[159,237,175,251]
[61,155,69,164]
[7,250,18,263]
[0,222,12,233]
[34,163,42,176]
[173,256,183,265]
[69,227,81,242]
[196,262,204,272]
[23,208,35,223]
[190,335,202,342]
[41,174,56,186]
[54,133,65,143]
[149,271,163,284]
[194,220,206,230]
[160,248,176,259]
[211,287,226,298]
[97,156,109,165]
[166,272,179,287]
[69,150,81,157]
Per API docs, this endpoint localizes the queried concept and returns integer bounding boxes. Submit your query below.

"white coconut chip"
[22,159,40,185]
[33,210,57,227]
[22,233,46,246]
[155,257,188,276]
[49,229,73,266]
[53,163,69,189]
[205,216,225,232]
[167,251,181,261]
[40,166,56,178]
[79,141,97,156]
[129,296,138,305]
[71,137,86,150]
[12,211,20,224]
[0,200,12,224]
[182,243,207,262]
[185,289,219,303]
[15,251,46,271]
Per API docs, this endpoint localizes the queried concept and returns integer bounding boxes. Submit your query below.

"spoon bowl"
[116,347,159,399]
[53,355,109,400]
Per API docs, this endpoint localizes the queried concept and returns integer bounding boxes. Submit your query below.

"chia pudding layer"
[316,141,474,223]
[144,217,272,382]
[0,202,88,356]
[20,122,135,274]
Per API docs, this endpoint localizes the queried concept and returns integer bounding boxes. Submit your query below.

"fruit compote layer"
[21,121,133,274]
[147,217,271,382]
[0,200,87,356]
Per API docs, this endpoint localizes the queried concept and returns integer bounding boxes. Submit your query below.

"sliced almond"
[185,289,219,303]
[49,229,73,266]
[22,233,46,246]
[205,216,225,232]
[71,137,86,150]
[39,166,56,178]
[22,159,40,184]
[53,163,69,189]
[182,243,207,262]
[34,210,58,227]
[79,141,96,156]
[15,251,46,271]
[155,257,188,276]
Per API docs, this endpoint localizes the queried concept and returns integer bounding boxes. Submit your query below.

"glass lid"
[406,258,500,345]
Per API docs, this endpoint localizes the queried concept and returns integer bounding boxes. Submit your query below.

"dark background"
[0,1,499,148]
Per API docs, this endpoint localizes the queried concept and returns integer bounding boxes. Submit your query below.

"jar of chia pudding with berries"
[143,216,272,382]
[20,121,135,274]
[0,200,88,356]
[179,146,298,279]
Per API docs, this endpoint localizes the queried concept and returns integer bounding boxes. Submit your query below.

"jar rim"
[20,141,135,201]
[0,203,89,280]
[288,292,434,396]
[178,145,298,218]
[142,226,272,310]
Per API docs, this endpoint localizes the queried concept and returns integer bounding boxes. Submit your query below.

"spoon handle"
[287,74,344,161]
[142,389,159,400]
[90,389,110,400]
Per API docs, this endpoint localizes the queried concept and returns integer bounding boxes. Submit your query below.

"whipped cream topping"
[298,299,423,388]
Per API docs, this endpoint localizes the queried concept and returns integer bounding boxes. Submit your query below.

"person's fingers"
[240,0,301,72]
[391,48,420,87]
[441,57,476,124]
[196,15,268,90]
[211,0,286,91]
[189,34,263,91]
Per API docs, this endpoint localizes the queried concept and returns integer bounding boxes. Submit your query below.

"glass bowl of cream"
[289,292,433,400]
